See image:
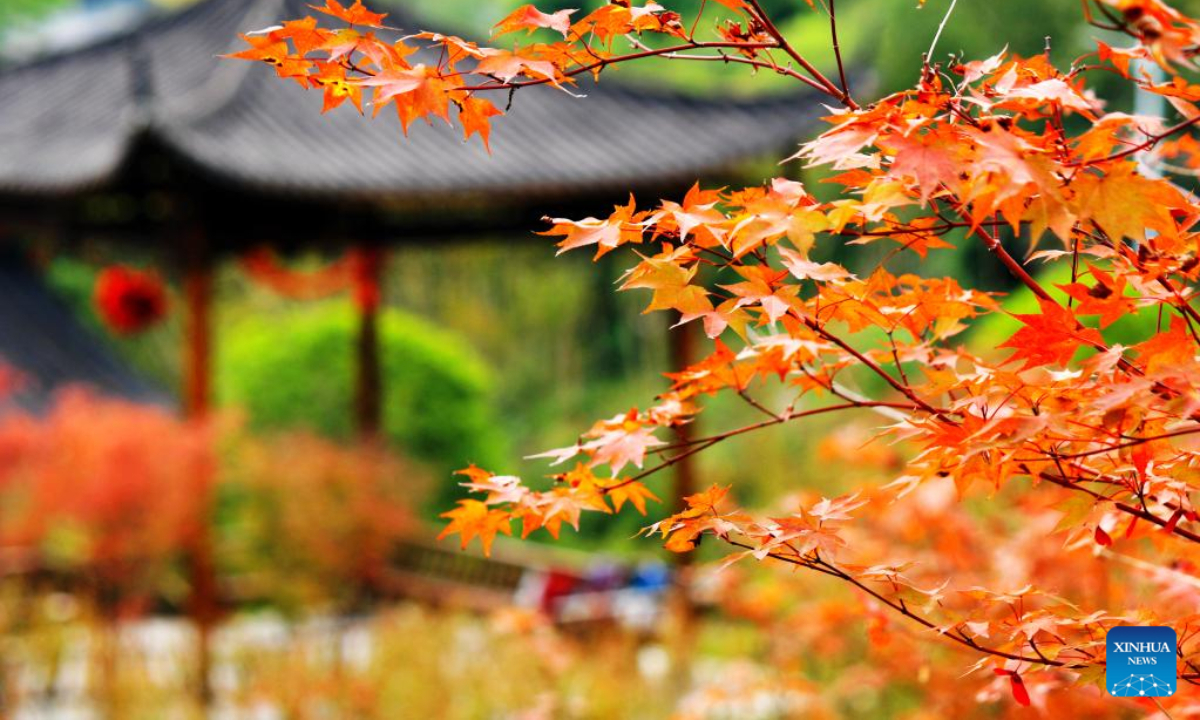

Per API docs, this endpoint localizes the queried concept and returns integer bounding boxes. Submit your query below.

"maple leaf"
[438,499,512,556]
[454,464,493,484]
[720,264,796,324]
[959,48,1007,83]
[654,182,728,245]
[1097,40,1142,77]
[759,515,847,558]
[1133,316,1194,375]
[1073,161,1187,243]
[1000,78,1097,114]
[456,468,527,505]
[778,247,854,283]
[310,0,387,28]
[533,489,586,537]
[886,130,961,203]
[526,443,584,466]
[585,422,664,474]
[493,5,577,38]
[998,298,1104,370]
[683,485,731,513]
[358,64,427,105]
[808,492,868,523]
[620,245,721,322]
[993,669,1032,706]
[605,480,660,515]
[1056,264,1135,328]
[308,62,362,113]
[359,64,458,132]
[794,123,878,168]
[275,17,330,56]
[544,196,647,258]
[225,37,312,82]
[475,49,560,85]
[457,96,503,150]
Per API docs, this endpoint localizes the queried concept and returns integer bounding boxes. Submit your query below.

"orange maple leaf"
[457,96,503,151]
[310,0,387,28]
[1056,265,1135,328]
[605,480,661,515]
[438,499,512,556]
[998,298,1104,370]
[308,62,362,114]
[1133,315,1195,375]
[493,5,577,39]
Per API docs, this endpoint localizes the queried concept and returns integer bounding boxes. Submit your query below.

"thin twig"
[828,0,852,102]
[926,0,960,68]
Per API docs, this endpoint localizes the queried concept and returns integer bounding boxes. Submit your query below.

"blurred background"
[0,0,1189,718]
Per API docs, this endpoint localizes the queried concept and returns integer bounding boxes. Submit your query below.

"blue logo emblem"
[1107,626,1177,697]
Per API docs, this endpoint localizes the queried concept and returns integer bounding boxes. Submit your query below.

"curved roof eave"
[0,0,829,200]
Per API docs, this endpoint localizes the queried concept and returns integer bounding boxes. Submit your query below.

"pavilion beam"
[182,227,218,705]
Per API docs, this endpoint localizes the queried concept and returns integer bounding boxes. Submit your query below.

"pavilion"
[0,0,828,695]
[0,0,824,422]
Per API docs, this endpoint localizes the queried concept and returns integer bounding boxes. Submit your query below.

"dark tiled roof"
[0,0,824,199]
[0,255,169,412]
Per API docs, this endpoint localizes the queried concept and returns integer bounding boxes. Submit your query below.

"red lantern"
[94,266,169,335]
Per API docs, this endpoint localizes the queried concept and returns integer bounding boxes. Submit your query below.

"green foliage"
[869,0,1087,92]
[0,0,70,27]
[217,301,504,488]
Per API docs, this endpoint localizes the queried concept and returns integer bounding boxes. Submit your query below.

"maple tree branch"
[725,539,1099,672]
[1034,468,1200,545]
[1080,0,1125,31]
[1050,426,1200,460]
[826,0,852,103]
[737,389,780,420]
[1067,114,1200,167]
[925,0,961,69]
[1153,697,1176,720]
[1151,271,1200,330]
[972,222,1056,305]
[960,213,1150,379]
[688,0,709,39]
[462,40,795,92]
[621,40,834,94]
[742,0,856,108]
[607,401,927,494]
[800,314,948,419]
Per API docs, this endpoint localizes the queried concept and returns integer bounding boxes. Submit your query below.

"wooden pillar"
[669,321,698,528]
[182,232,218,705]
[183,244,213,419]
[665,320,698,695]
[353,247,383,442]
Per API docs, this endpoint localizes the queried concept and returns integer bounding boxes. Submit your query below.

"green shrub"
[217,302,504,495]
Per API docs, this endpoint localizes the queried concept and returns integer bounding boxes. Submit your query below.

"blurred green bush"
[216,301,504,495]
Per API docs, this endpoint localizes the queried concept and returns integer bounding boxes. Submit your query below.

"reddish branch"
[604,399,928,495]
[725,539,1106,674]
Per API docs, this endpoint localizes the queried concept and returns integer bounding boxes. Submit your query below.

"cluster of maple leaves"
[232,0,1200,710]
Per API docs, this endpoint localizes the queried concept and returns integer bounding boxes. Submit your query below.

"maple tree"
[230,0,1200,711]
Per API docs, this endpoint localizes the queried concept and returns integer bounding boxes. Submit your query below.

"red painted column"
[353,247,384,442]
[182,232,218,705]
